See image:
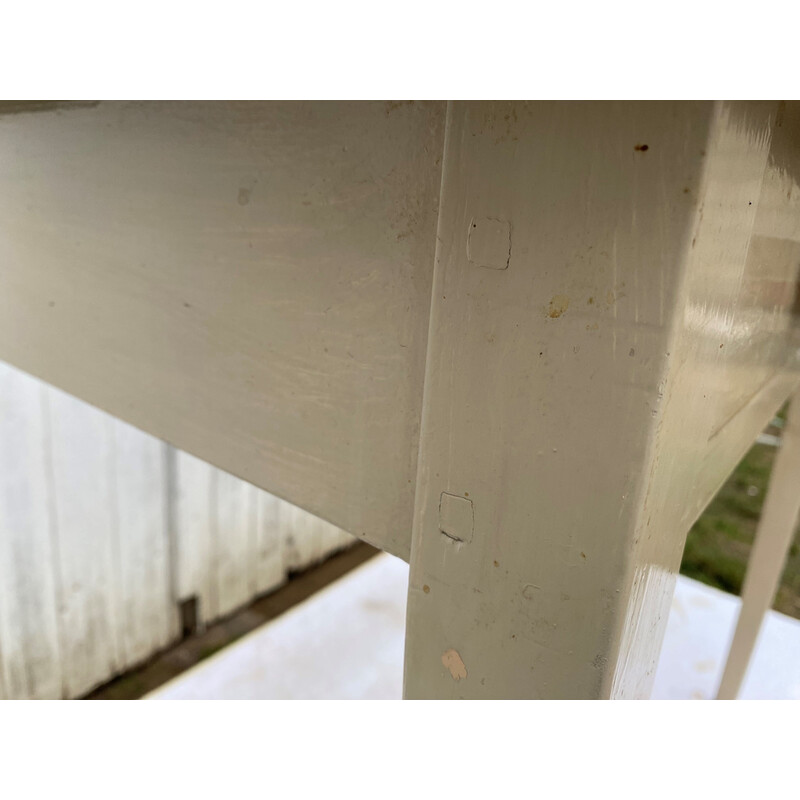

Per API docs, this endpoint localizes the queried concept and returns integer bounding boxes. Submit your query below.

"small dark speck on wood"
[634,144,649,152]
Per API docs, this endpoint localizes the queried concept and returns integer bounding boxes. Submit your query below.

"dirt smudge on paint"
[548,295,570,318]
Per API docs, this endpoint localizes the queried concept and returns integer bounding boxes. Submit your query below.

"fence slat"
[46,386,123,697]
[110,422,176,667]
[0,364,63,698]
[215,472,258,618]
[174,451,216,624]
[0,361,355,698]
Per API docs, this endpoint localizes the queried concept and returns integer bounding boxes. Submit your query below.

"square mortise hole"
[439,492,474,543]
[467,217,511,270]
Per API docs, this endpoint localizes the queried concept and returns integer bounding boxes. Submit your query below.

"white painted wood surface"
[147,558,800,700]
[0,363,62,699]
[716,387,800,699]
[149,553,409,700]
[47,386,128,697]
[0,362,354,699]
[2,101,800,699]
[404,101,800,699]
[0,100,445,559]
[654,576,800,700]
[172,449,351,627]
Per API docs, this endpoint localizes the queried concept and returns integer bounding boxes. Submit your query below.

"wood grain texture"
[0,101,446,559]
[172,448,353,628]
[173,451,216,620]
[610,101,800,698]
[45,384,124,697]
[0,363,63,699]
[403,102,800,699]
[4,101,800,699]
[253,492,288,596]
[0,362,355,698]
[214,470,258,617]
[109,417,176,667]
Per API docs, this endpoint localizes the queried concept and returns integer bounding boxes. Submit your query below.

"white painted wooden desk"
[2,101,799,698]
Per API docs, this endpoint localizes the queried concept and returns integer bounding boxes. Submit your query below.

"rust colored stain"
[548,295,570,318]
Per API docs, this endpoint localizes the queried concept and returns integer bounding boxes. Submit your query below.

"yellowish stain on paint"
[548,295,570,318]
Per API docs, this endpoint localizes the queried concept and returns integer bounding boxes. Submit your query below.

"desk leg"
[716,390,800,699]
[401,99,794,699]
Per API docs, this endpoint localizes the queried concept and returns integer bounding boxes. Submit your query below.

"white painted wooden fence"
[0,360,354,700]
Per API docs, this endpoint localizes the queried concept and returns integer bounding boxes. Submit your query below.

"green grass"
[680,411,800,619]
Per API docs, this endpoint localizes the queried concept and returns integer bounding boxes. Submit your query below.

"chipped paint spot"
[548,294,570,318]
[441,648,467,681]
[422,584,430,594]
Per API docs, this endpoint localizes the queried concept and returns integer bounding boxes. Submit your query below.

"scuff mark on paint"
[442,648,467,681]
[521,583,541,599]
